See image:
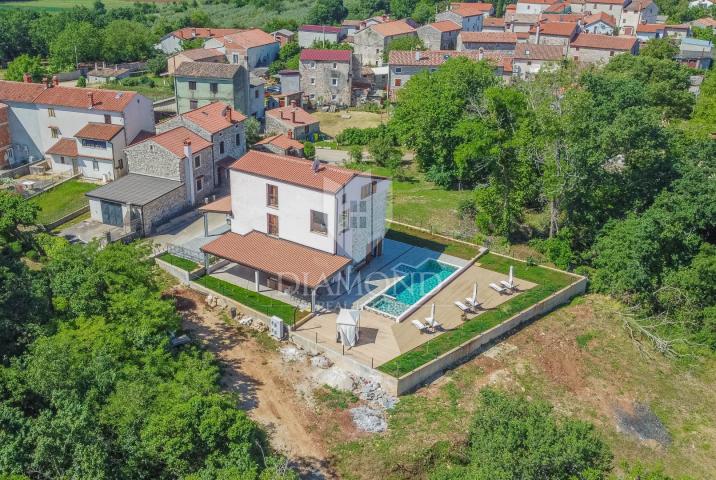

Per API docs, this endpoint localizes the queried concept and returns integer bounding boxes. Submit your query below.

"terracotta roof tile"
[518,0,555,4]
[483,17,506,27]
[170,27,241,40]
[572,0,626,5]
[539,13,586,22]
[514,43,565,60]
[74,122,124,141]
[583,12,617,27]
[636,23,666,32]
[299,24,342,33]
[178,47,226,60]
[255,133,304,150]
[370,19,416,37]
[174,62,243,79]
[693,17,716,28]
[46,138,78,157]
[222,29,278,50]
[300,49,352,62]
[201,231,351,289]
[128,130,154,146]
[229,150,364,193]
[388,49,509,66]
[0,81,47,103]
[624,0,654,11]
[571,33,637,50]
[266,106,319,127]
[198,195,232,214]
[530,21,578,36]
[459,31,518,43]
[133,126,213,158]
[182,101,247,134]
[427,20,463,32]
[0,81,138,112]
[450,2,494,16]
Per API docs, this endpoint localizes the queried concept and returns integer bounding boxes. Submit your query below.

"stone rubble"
[349,406,387,433]
[310,355,333,369]
[280,345,307,363]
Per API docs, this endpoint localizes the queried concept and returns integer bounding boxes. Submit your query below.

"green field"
[0,0,136,11]
[156,252,199,272]
[29,179,97,225]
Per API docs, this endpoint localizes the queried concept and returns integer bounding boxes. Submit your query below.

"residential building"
[353,19,417,66]
[621,0,659,33]
[457,31,518,52]
[689,0,713,7]
[298,25,343,47]
[271,29,295,46]
[254,132,305,157]
[267,91,303,110]
[87,62,145,84]
[512,43,565,77]
[205,29,280,70]
[278,69,301,94]
[341,19,363,37]
[516,0,555,14]
[582,12,617,34]
[435,3,489,31]
[155,27,242,54]
[505,12,541,32]
[676,37,713,69]
[569,33,639,63]
[156,101,247,187]
[691,17,716,31]
[167,48,227,75]
[200,151,391,298]
[571,0,631,25]
[483,17,507,32]
[417,20,462,50]
[529,21,579,45]
[665,24,691,39]
[0,79,154,177]
[173,62,253,118]
[0,103,10,169]
[265,103,320,140]
[299,49,353,106]
[636,23,666,41]
[249,74,266,121]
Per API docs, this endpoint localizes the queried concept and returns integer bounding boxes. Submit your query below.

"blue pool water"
[366,259,457,318]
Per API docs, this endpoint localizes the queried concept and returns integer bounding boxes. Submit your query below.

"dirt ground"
[313,111,387,138]
[172,287,344,479]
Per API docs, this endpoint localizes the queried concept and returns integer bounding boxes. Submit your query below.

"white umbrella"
[336,309,361,347]
[508,266,514,287]
[472,283,478,303]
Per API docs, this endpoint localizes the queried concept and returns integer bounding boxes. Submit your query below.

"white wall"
[298,30,341,48]
[516,1,550,14]
[77,156,114,180]
[122,94,156,143]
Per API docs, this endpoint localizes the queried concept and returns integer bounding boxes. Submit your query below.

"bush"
[349,145,363,162]
[336,125,393,146]
[303,141,315,159]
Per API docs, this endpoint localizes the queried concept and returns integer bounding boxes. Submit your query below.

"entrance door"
[100,201,123,227]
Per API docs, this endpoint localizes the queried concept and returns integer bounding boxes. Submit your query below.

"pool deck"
[293,262,536,367]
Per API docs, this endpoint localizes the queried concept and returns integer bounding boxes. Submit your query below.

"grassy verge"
[29,179,96,225]
[378,252,577,377]
[385,223,479,260]
[195,275,308,325]
[157,253,199,272]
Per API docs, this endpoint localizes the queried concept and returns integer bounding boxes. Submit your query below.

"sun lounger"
[500,280,516,290]
[490,282,508,293]
[411,319,428,333]
[454,301,472,313]
[466,297,481,309]
[426,317,442,330]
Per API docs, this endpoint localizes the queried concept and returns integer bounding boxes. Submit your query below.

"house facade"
[582,12,617,34]
[516,0,554,14]
[155,27,241,54]
[173,62,253,118]
[568,33,639,63]
[204,29,280,70]
[512,43,565,77]
[458,31,518,52]
[265,104,320,140]
[436,3,490,31]
[352,20,417,66]
[299,49,353,106]
[298,25,343,47]
[167,48,227,75]
[621,0,659,33]
[47,123,127,181]
[417,21,462,50]
[571,0,631,25]
[529,22,579,46]
[254,133,305,157]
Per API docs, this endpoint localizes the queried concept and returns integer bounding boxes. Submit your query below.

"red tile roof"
[0,81,46,103]
[571,33,638,50]
[459,31,518,43]
[222,29,278,50]
[178,47,226,60]
[182,101,247,134]
[531,21,578,37]
[201,231,351,288]
[483,17,506,27]
[539,13,586,22]
[636,23,666,32]
[266,105,319,127]
[583,12,617,27]
[514,43,565,60]
[693,17,716,28]
[46,138,78,157]
[255,134,304,151]
[624,0,654,11]
[0,81,138,112]
[74,122,124,141]
[450,2,494,16]
[300,49,352,62]
[388,49,508,65]
[427,20,463,32]
[170,27,241,40]
[136,126,213,157]
[299,24,342,33]
[230,150,370,193]
[572,0,626,5]
[518,0,554,4]
[371,19,416,37]
[666,23,690,30]
[198,195,232,214]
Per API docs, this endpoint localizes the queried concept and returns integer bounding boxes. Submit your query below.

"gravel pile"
[315,368,356,391]
[310,355,332,369]
[280,345,307,363]
[357,379,399,410]
[350,406,387,433]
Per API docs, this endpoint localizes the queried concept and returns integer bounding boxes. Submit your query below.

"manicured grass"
[157,253,199,272]
[29,179,97,225]
[195,275,308,325]
[378,252,578,377]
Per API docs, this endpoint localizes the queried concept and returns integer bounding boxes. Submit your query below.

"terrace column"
[203,212,209,237]
[311,288,317,313]
[255,270,260,292]
[203,253,209,272]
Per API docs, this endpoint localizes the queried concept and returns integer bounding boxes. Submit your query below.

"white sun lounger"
[426,316,441,330]
[412,319,428,333]
[500,280,516,290]
[490,282,508,293]
[465,297,481,309]
[454,301,472,313]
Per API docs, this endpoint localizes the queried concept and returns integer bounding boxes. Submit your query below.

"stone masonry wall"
[142,184,188,233]
[299,59,352,106]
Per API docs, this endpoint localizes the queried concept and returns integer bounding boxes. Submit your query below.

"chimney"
[95,62,98,70]
[224,105,231,119]
[479,47,484,61]
[42,77,48,88]
[208,28,212,37]
[291,108,296,124]
[52,75,59,87]
[415,50,420,61]
[536,24,541,43]
[103,61,106,69]
[22,73,32,83]
[287,130,293,139]
[312,156,320,174]
[184,139,196,205]
[87,92,94,109]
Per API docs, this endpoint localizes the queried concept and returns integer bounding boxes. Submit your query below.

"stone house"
[173,62,254,118]
[271,29,295,46]
[582,12,617,34]
[299,49,353,106]
[417,21,462,50]
[155,27,241,55]
[676,37,712,69]
[352,20,417,66]
[457,31,518,52]
[529,22,579,46]
[204,29,280,70]
[568,33,639,63]
[571,0,631,26]
[483,17,507,32]
[505,12,541,32]
[167,48,227,75]
[265,104,320,141]
[0,103,10,169]
[512,43,565,78]
[620,0,659,33]
[298,25,343,47]
[516,0,555,14]
[635,23,666,41]
[254,132,305,157]
[436,3,491,31]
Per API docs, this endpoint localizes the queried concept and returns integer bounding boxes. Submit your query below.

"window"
[104,114,111,124]
[350,216,358,228]
[359,216,367,229]
[267,213,279,236]
[188,81,197,91]
[92,159,99,171]
[332,94,337,101]
[310,61,316,69]
[339,209,349,233]
[361,183,374,199]
[310,77,316,85]
[190,100,198,109]
[254,89,259,98]
[196,176,203,191]
[395,67,402,73]
[59,156,65,164]
[50,127,59,138]
[210,83,218,94]
[47,108,55,117]
[310,94,316,99]
[232,54,239,63]
[266,184,278,207]
[235,133,241,145]
[117,157,123,170]
[219,141,225,154]
[310,210,328,234]
[81,139,107,149]
[359,200,366,213]
[332,62,337,69]
[331,78,338,86]
[394,78,402,87]
[350,200,358,212]
[194,155,201,168]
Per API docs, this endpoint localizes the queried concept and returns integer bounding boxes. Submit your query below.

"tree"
[102,20,154,63]
[4,54,45,82]
[389,0,418,18]
[639,37,679,60]
[306,0,348,25]
[303,141,316,159]
[367,133,399,167]
[185,9,213,27]
[49,21,101,71]
[383,35,424,62]
[411,1,434,24]
[245,117,261,144]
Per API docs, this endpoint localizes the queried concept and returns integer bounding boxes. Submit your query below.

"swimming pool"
[365,259,458,318]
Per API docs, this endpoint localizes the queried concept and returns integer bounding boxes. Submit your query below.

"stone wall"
[299,59,352,106]
[126,141,183,180]
[141,184,188,233]
[417,27,458,50]
[265,115,320,141]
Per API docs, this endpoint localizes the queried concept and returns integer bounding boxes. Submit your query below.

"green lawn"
[0,0,134,11]
[99,75,174,101]
[157,253,199,272]
[378,252,578,377]
[385,223,479,260]
[29,179,96,226]
[195,275,309,325]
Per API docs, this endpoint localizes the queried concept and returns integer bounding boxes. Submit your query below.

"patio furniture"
[336,309,361,347]
[500,266,516,290]
[412,319,428,333]
[454,300,472,313]
[490,282,509,294]
[466,283,481,309]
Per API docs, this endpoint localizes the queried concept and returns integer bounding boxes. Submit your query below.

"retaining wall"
[43,205,89,230]
[155,257,205,284]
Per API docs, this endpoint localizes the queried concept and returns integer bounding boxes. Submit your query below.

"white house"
[200,151,391,301]
[155,27,242,55]
[205,29,280,70]
[0,78,154,180]
[512,43,566,78]
[298,25,343,47]
[689,0,713,7]
[516,0,555,14]
[571,0,631,25]
[435,2,490,31]
[582,12,617,34]
[621,0,660,33]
